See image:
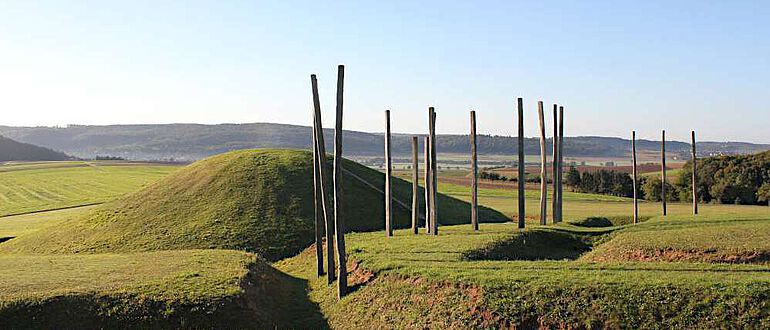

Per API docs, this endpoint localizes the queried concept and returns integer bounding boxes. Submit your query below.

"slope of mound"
[2,149,507,260]
[0,135,71,161]
[583,214,770,263]
[0,249,325,328]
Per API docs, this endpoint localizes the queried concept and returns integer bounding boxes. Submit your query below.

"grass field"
[0,249,327,328]
[0,206,94,241]
[278,217,770,328]
[1,155,769,327]
[0,161,179,216]
[275,166,770,328]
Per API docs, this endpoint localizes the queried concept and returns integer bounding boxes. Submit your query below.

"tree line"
[564,151,770,205]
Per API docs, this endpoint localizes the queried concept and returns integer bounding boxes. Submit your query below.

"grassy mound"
[2,149,507,260]
[461,229,591,261]
[0,250,326,328]
[277,224,770,328]
[583,214,770,263]
[568,215,652,227]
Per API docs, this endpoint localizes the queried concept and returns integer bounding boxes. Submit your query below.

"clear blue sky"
[1,1,768,143]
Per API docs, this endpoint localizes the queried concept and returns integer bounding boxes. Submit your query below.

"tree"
[675,151,769,205]
[757,183,770,206]
[642,176,678,202]
[565,166,581,189]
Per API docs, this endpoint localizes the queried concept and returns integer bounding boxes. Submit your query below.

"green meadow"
[0,161,179,216]
[1,153,768,328]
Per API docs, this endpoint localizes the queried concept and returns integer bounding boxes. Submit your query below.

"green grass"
[278,220,770,328]
[430,173,768,223]
[585,211,770,263]
[3,151,769,327]
[1,149,505,261]
[0,249,326,328]
[0,206,94,240]
[0,161,178,216]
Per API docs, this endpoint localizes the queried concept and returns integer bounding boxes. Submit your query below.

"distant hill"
[0,135,71,162]
[0,123,766,161]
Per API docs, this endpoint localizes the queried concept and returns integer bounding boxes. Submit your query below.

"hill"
[0,135,70,161]
[2,149,507,260]
[0,123,766,161]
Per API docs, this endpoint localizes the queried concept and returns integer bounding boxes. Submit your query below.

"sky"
[0,1,768,143]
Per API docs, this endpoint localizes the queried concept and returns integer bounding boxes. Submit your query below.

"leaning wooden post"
[691,130,698,215]
[551,104,558,224]
[470,110,478,230]
[311,74,333,281]
[537,101,547,226]
[661,130,667,216]
[517,98,525,229]
[430,108,439,235]
[384,110,393,237]
[411,136,419,234]
[311,88,324,277]
[557,106,564,222]
[333,64,347,298]
[424,136,431,233]
[632,131,638,224]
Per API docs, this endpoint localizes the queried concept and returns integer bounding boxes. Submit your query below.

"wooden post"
[551,104,558,224]
[311,86,324,277]
[430,108,439,235]
[311,74,333,282]
[333,64,347,298]
[470,110,478,230]
[537,101,547,226]
[557,106,564,223]
[424,136,431,233]
[517,98,525,229]
[632,131,638,224]
[411,136,419,234]
[661,130,667,216]
[384,110,393,237]
[691,130,698,215]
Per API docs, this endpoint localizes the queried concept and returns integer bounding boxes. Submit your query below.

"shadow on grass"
[254,263,330,329]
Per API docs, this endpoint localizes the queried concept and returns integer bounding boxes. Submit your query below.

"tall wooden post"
[424,136,431,233]
[557,106,564,222]
[333,65,347,298]
[551,104,558,224]
[470,110,478,230]
[430,108,439,235]
[311,74,333,282]
[411,136,419,234]
[517,98,525,229]
[311,83,324,277]
[384,110,393,237]
[661,130,667,216]
[691,130,698,215]
[632,131,638,224]
[537,101,547,226]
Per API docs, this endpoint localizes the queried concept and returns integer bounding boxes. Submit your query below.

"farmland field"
[0,161,180,216]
